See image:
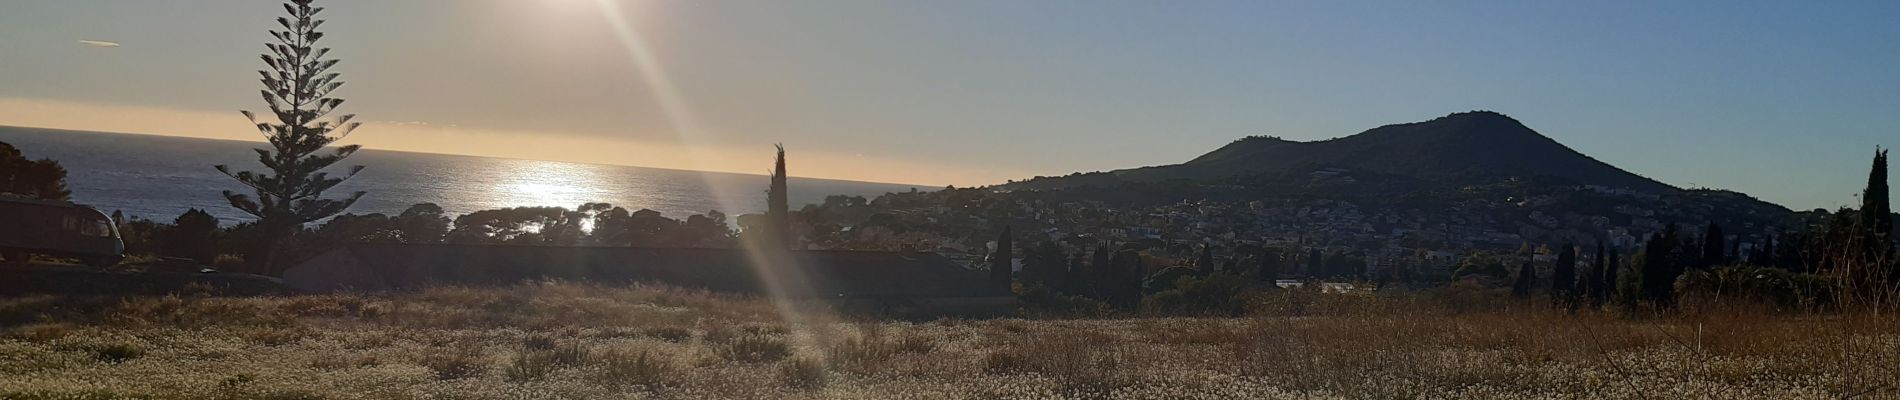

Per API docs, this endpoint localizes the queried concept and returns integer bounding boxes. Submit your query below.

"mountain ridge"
[1007,111,1679,194]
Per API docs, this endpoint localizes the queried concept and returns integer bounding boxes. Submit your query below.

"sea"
[0,126,932,224]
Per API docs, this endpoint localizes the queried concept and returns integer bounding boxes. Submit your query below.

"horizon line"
[0,124,947,191]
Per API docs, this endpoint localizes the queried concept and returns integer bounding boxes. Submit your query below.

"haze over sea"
[0,126,931,224]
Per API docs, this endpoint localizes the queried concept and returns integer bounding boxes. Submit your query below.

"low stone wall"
[0,266,290,296]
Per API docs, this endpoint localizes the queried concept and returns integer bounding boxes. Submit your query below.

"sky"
[1,0,1896,210]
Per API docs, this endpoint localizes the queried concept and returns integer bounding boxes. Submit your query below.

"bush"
[643,326,693,343]
[1676,266,1837,313]
[1142,273,1250,316]
[92,343,144,363]
[779,356,829,390]
[503,351,561,382]
[420,350,487,380]
[502,337,589,382]
[594,348,674,388]
[716,335,790,363]
[1015,283,1114,318]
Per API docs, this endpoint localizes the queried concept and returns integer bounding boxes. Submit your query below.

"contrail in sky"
[78,40,121,48]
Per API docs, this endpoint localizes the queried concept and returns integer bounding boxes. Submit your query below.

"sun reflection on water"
[488,159,610,209]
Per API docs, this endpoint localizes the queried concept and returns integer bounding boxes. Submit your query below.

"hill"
[1008,111,1676,193]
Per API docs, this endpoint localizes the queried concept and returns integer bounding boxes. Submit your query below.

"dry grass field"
[0,282,1896,399]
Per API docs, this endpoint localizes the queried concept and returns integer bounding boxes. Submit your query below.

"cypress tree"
[989,226,1013,287]
[1753,235,1776,267]
[1512,260,1536,298]
[1587,242,1607,307]
[1552,243,1576,306]
[1640,224,1683,306]
[218,0,366,272]
[1607,247,1627,307]
[767,144,792,248]
[1861,147,1891,240]
[1702,223,1727,268]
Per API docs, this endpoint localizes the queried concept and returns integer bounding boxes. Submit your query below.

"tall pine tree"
[217,0,366,272]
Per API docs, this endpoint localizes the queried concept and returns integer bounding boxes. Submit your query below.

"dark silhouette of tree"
[1862,147,1891,241]
[159,209,221,265]
[989,226,1012,287]
[1064,250,1089,294]
[1306,249,1323,276]
[1086,244,1109,290]
[1701,223,1727,268]
[1639,224,1684,306]
[1512,260,1535,298]
[445,207,586,245]
[1605,247,1624,307]
[766,144,792,248]
[1021,241,1066,287]
[391,203,450,243]
[1194,244,1215,275]
[216,0,366,272]
[1587,242,1607,307]
[1752,235,1776,267]
[1255,245,1282,282]
[1105,248,1144,308]
[0,141,71,201]
[1552,243,1577,309]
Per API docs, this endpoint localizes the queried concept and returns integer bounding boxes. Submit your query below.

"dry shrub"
[643,326,694,343]
[503,351,561,382]
[240,325,315,346]
[779,356,830,390]
[90,342,144,364]
[278,294,385,319]
[982,328,1125,390]
[824,326,935,374]
[717,334,790,363]
[893,333,937,354]
[307,354,380,370]
[990,319,1030,334]
[106,295,288,327]
[50,335,149,364]
[593,348,675,388]
[1142,319,1244,346]
[6,323,75,342]
[742,324,791,335]
[419,348,487,380]
[504,336,591,381]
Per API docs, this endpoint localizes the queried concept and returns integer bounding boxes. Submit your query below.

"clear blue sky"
[2,0,1895,210]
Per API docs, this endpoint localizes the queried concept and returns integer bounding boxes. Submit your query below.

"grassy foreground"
[0,283,1895,399]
